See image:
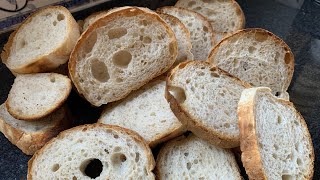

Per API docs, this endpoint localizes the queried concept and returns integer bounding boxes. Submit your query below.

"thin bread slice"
[157,7,215,60]
[69,7,178,106]
[99,76,186,148]
[208,28,294,98]
[175,0,245,33]
[238,87,314,179]
[166,61,251,148]
[1,6,80,74]
[155,134,241,179]
[6,73,72,121]
[0,103,71,155]
[27,124,155,179]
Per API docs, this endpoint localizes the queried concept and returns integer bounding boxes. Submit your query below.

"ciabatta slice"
[27,124,155,179]
[155,134,241,179]
[208,28,294,98]
[69,7,178,106]
[6,73,71,121]
[1,6,80,74]
[166,61,250,148]
[238,87,314,179]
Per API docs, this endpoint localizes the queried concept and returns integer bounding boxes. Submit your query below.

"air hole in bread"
[197,71,205,76]
[72,176,77,180]
[53,21,57,26]
[82,127,88,132]
[107,27,127,39]
[248,46,256,53]
[104,149,109,154]
[50,77,56,83]
[255,32,268,42]
[20,39,27,48]
[57,14,65,21]
[284,53,291,64]
[168,86,186,104]
[275,92,280,96]
[140,19,151,26]
[143,36,152,44]
[224,123,230,128]
[114,134,119,139]
[194,7,202,11]
[188,1,196,7]
[116,78,123,83]
[112,50,132,68]
[207,9,216,16]
[277,115,282,124]
[274,144,279,150]
[272,153,278,159]
[186,79,191,84]
[187,162,192,170]
[51,164,60,172]
[81,158,103,178]
[184,152,189,157]
[157,33,164,40]
[203,26,208,32]
[91,59,110,82]
[282,175,294,180]
[297,158,302,166]
[242,62,249,71]
[111,153,127,166]
[211,72,220,78]
[161,120,166,123]
[135,153,140,162]
[114,146,121,152]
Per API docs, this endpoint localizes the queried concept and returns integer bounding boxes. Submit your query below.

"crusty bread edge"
[1,6,80,74]
[27,123,156,179]
[166,61,251,148]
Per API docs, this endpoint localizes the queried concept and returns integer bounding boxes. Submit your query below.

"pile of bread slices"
[0,0,314,179]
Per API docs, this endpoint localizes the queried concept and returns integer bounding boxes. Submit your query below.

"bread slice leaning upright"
[1,6,80,74]
[28,124,155,179]
[155,134,241,179]
[0,103,71,155]
[238,87,314,179]
[69,7,178,106]
[6,73,72,121]
[166,61,251,148]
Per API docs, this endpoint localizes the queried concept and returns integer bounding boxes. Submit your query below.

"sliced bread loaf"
[6,73,72,121]
[99,76,186,148]
[238,87,314,179]
[208,28,294,98]
[157,7,215,60]
[166,61,250,148]
[155,134,241,179]
[0,103,71,155]
[69,7,177,107]
[1,6,80,74]
[27,124,155,179]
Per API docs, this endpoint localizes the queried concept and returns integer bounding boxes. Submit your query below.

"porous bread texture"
[6,73,72,121]
[99,77,186,147]
[1,6,80,74]
[209,28,294,98]
[69,7,178,106]
[238,87,314,180]
[166,61,250,148]
[175,0,245,33]
[27,124,155,180]
[0,104,71,155]
[157,7,215,60]
[158,13,193,64]
[155,134,241,180]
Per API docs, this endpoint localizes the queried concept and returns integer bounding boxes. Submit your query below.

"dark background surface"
[0,0,319,179]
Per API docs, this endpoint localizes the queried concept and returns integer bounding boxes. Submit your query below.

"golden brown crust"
[27,123,155,180]
[69,7,178,106]
[1,6,80,74]
[166,61,251,148]
[208,28,294,94]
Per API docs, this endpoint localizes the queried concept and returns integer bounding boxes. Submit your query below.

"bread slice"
[175,0,245,33]
[166,61,251,148]
[155,134,241,179]
[99,76,186,148]
[208,28,294,98]
[6,73,72,121]
[69,7,178,106]
[157,7,215,60]
[1,6,80,74]
[0,103,71,155]
[238,87,314,179]
[27,124,155,179]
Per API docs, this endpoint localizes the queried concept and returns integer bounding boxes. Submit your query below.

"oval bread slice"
[238,87,314,179]
[208,28,294,98]
[1,6,80,74]
[69,7,178,106]
[166,61,251,148]
[6,73,72,121]
[155,134,241,179]
[27,124,155,179]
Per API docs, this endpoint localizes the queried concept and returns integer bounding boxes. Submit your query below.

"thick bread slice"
[166,61,251,148]
[1,6,80,74]
[238,87,314,180]
[155,134,241,179]
[175,0,245,33]
[0,104,71,155]
[157,7,215,60]
[27,124,155,179]
[69,7,177,107]
[99,76,186,148]
[208,28,294,98]
[6,73,72,121]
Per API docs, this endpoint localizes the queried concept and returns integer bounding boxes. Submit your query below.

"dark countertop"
[0,0,319,179]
